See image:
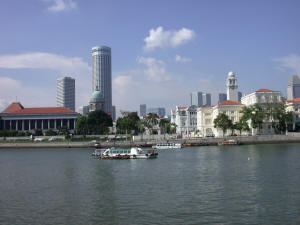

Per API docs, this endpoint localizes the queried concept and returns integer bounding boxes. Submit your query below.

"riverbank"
[1,134,300,148]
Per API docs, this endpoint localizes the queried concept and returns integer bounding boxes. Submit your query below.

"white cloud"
[137,56,170,82]
[45,0,77,12]
[0,52,91,111]
[175,54,191,63]
[274,54,300,75]
[144,26,195,51]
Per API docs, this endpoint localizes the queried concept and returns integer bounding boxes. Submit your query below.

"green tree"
[87,110,113,134]
[266,103,293,134]
[116,112,140,134]
[240,104,265,134]
[214,113,233,137]
[146,113,159,134]
[159,118,169,134]
[45,128,57,136]
[76,116,89,136]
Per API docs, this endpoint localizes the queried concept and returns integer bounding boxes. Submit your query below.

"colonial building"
[89,90,105,112]
[197,100,243,137]
[285,98,300,131]
[171,105,197,136]
[241,88,284,135]
[0,102,80,133]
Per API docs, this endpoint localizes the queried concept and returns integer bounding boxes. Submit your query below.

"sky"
[1,0,300,115]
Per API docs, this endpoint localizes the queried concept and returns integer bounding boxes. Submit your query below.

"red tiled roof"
[3,102,24,113]
[3,103,75,115]
[219,100,242,106]
[178,106,188,110]
[286,98,300,103]
[256,88,274,92]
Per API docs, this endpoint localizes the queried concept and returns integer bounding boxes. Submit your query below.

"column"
[35,120,37,130]
[54,119,57,130]
[67,119,70,129]
[61,119,63,128]
[29,120,31,131]
[16,120,18,131]
[22,120,25,131]
[48,119,50,129]
[41,119,44,130]
[10,120,12,130]
[74,119,76,130]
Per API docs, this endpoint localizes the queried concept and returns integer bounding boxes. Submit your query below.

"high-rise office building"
[226,71,238,101]
[218,93,227,103]
[238,92,242,101]
[79,105,89,116]
[56,77,75,111]
[112,105,116,121]
[190,92,203,107]
[140,104,147,117]
[202,93,211,106]
[147,107,166,117]
[92,46,112,113]
[287,75,300,100]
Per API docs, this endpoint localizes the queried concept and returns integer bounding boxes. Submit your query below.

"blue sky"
[1,0,300,114]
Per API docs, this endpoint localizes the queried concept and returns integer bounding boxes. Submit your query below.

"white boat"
[152,143,182,149]
[92,149,105,156]
[97,147,158,159]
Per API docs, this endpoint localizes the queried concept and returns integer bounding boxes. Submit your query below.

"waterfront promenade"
[1,134,300,148]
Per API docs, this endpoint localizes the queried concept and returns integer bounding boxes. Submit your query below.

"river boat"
[97,147,158,159]
[92,149,105,156]
[152,143,182,149]
[218,139,239,146]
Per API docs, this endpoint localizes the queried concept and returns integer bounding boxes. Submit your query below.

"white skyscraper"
[226,71,238,101]
[92,46,112,113]
[56,77,75,111]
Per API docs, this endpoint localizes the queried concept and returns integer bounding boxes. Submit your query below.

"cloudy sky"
[1,0,300,115]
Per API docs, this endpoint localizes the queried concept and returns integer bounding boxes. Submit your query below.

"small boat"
[152,142,182,149]
[96,147,158,159]
[218,139,239,146]
[92,149,105,156]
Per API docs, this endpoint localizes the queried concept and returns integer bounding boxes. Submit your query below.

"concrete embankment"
[1,135,300,149]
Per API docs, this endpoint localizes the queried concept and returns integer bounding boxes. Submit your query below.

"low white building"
[197,100,244,137]
[241,88,284,135]
[171,105,197,136]
[286,98,300,131]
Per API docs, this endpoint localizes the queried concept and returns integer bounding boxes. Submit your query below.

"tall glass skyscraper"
[92,46,112,113]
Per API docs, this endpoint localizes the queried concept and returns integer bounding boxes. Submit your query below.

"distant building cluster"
[171,72,300,137]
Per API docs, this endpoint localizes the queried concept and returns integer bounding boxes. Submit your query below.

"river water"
[0,144,300,225]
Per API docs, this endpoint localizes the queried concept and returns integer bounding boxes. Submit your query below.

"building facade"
[147,107,166,117]
[218,93,227,103]
[190,92,203,107]
[56,77,75,111]
[171,105,198,136]
[241,88,283,135]
[197,100,244,137]
[92,46,112,114]
[287,75,300,100]
[202,93,211,106]
[89,90,105,112]
[226,71,238,101]
[140,104,147,117]
[0,102,79,133]
[78,105,89,116]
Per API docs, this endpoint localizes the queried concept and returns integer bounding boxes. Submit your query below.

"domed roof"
[228,71,235,77]
[91,90,103,99]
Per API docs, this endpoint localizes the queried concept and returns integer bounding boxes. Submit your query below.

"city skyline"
[1,0,300,115]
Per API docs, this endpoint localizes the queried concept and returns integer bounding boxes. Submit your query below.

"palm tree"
[146,113,159,134]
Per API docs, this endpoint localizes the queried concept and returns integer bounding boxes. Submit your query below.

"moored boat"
[152,142,182,149]
[218,139,239,146]
[96,147,158,159]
